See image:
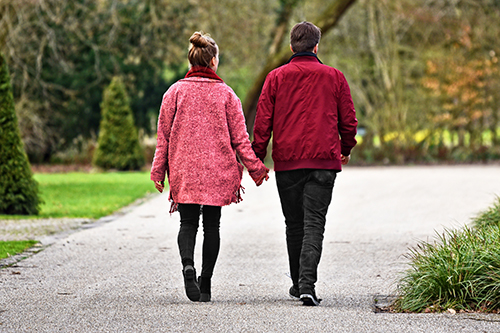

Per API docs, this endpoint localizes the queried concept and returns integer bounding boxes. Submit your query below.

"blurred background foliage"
[1,0,499,165]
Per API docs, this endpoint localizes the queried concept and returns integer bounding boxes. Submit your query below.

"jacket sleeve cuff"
[248,164,268,180]
[251,142,267,161]
[150,173,166,182]
[341,147,352,157]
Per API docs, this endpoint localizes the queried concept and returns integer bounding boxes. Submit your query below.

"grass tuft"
[473,196,500,230]
[0,240,39,260]
[395,199,500,313]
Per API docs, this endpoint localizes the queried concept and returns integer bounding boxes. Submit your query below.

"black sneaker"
[300,289,322,306]
[289,285,300,300]
[182,265,200,302]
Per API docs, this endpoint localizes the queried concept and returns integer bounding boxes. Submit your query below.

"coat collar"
[185,66,223,82]
[287,52,323,64]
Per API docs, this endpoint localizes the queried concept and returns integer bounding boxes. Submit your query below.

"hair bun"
[190,32,209,48]
[187,31,217,67]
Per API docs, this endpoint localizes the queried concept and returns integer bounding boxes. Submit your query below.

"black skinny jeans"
[276,169,337,292]
[177,204,221,279]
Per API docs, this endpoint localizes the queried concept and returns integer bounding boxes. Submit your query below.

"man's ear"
[290,44,294,53]
[313,44,318,54]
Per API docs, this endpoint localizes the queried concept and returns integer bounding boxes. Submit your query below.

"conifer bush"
[93,77,145,170]
[0,53,41,215]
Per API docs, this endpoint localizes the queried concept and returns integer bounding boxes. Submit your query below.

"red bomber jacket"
[252,53,358,172]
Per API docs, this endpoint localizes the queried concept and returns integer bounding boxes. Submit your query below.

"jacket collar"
[185,66,223,82]
[287,52,323,64]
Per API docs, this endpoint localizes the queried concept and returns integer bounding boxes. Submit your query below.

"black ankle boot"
[182,265,200,302]
[198,276,211,302]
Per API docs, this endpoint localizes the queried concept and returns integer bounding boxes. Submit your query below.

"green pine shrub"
[0,53,41,215]
[93,77,145,171]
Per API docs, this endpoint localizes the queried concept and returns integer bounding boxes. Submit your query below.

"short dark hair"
[290,21,321,53]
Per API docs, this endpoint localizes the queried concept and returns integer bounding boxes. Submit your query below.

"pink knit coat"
[150,77,267,207]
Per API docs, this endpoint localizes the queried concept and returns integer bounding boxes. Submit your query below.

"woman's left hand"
[253,168,270,186]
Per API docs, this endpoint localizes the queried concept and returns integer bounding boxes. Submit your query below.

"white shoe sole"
[300,293,320,306]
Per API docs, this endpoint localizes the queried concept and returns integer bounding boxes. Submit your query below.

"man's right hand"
[341,154,350,165]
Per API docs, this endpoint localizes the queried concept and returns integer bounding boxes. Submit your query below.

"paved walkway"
[2,165,500,332]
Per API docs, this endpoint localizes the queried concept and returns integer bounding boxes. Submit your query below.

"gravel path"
[1,165,500,332]
[0,218,92,242]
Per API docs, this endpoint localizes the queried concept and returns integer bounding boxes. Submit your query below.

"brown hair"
[290,21,321,53]
[188,31,218,68]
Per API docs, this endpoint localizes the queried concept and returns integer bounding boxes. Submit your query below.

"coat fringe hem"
[168,185,245,215]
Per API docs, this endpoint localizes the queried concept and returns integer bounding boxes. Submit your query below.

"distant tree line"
[1,0,499,164]
[321,0,500,163]
[1,0,192,162]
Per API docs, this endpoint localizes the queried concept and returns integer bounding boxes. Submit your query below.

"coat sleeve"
[251,72,275,161]
[150,87,177,182]
[337,74,358,157]
[225,90,268,181]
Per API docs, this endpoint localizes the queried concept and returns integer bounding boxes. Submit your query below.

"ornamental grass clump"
[473,196,500,230]
[395,222,500,313]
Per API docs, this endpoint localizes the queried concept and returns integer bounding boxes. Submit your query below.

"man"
[252,21,358,306]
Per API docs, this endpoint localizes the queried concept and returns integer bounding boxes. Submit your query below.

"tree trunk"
[243,0,358,134]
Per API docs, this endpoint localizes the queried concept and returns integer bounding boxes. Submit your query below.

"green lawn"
[0,171,156,219]
[1,172,156,261]
[0,240,38,260]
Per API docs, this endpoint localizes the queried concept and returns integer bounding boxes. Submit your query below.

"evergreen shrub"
[0,53,41,215]
[93,77,145,170]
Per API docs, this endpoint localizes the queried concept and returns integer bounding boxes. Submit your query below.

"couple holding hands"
[151,21,357,306]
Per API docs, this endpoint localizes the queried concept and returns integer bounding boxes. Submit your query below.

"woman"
[151,32,269,302]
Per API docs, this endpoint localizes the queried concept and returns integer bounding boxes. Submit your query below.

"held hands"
[154,167,269,193]
[154,181,165,193]
[341,154,351,165]
[253,168,270,186]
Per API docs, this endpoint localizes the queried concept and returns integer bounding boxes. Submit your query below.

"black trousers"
[177,204,221,279]
[276,169,337,292]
